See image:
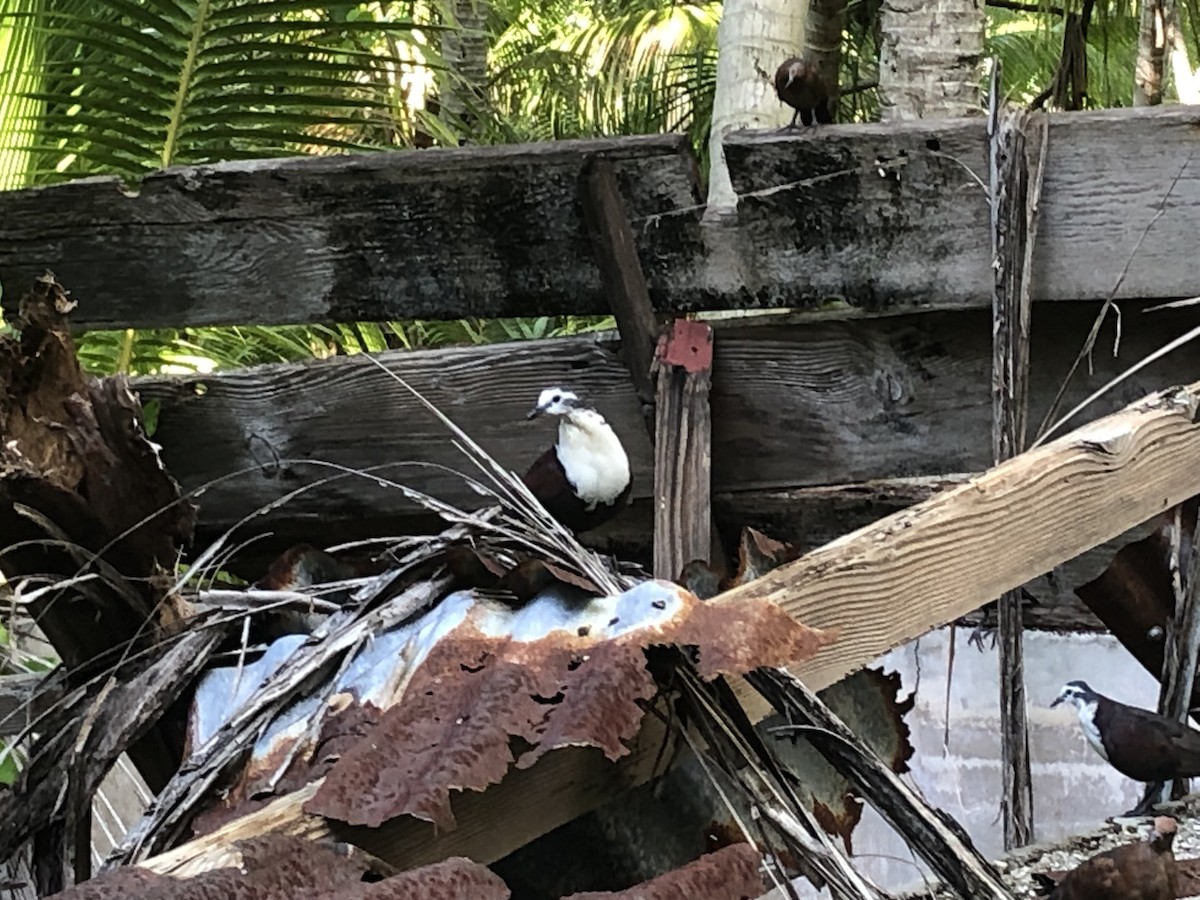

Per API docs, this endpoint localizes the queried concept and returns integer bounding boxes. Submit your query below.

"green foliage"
[2,0,438,182]
[73,316,616,375]
[987,4,1144,108]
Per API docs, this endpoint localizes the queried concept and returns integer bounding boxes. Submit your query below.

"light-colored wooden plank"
[720,377,1200,692]
[138,378,1200,877]
[724,105,1200,312]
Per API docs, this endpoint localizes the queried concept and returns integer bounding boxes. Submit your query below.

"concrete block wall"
[795,628,1162,895]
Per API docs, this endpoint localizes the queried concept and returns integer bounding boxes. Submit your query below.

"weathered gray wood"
[988,87,1042,850]
[131,299,1200,578]
[4,109,1200,329]
[1156,505,1200,803]
[723,105,1200,313]
[0,672,63,739]
[651,320,714,579]
[580,156,662,419]
[0,136,703,330]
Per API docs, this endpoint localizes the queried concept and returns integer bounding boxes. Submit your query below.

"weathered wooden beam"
[718,377,1200,692]
[723,105,1200,313]
[651,320,714,579]
[1155,504,1200,803]
[4,109,1200,329]
[580,156,662,418]
[132,299,1199,576]
[987,76,1044,850]
[0,136,701,331]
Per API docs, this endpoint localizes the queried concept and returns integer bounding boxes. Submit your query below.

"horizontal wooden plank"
[4,108,1200,329]
[0,135,702,330]
[133,300,1200,580]
[723,105,1200,312]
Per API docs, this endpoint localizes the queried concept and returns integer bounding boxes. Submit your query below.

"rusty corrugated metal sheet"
[559,843,766,899]
[185,577,831,835]
[47,836,507,899]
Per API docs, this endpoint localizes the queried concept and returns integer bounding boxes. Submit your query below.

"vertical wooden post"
[988,60,1045,851]
[1155,505,1200,805]
[652,320,714,581]
[580,156,721,583]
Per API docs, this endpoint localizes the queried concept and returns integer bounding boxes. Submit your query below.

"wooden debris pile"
[0,275,1002,900]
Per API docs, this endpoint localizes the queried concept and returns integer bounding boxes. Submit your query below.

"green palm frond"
[0,0,46,188]
[2,0,448,183]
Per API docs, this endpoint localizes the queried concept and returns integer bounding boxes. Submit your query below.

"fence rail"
[4,107,1200,330]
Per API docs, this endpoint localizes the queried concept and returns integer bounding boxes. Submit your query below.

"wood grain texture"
[5,108,1200,329]
[0,672,59,738]
[651,322,713,579]
[0,136,703,330]
[989,98,1040,851]
[723,105,1200,313]
[717,377,1200,693]
[132,299,1200,592]
[581,156,662,417]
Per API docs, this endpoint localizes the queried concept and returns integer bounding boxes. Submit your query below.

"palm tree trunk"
[1135,0,1168,104]
[878,0,985,119]
[703,0,808,221]
[806,0,847,120]
[440,0,491,141]
[1136,0,1199,103]
[1170,27,1200,102]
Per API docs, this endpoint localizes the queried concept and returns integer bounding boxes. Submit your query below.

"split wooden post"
[987,61,1045,850]
[1154,504,1200,805]
[651,320,714,581]
[580,156,720,582]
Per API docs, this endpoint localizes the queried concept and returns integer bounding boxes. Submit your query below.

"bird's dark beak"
[1050,695,1064,709]
[526,405,544,420]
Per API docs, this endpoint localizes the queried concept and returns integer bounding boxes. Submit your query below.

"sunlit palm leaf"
[1,0,445,182]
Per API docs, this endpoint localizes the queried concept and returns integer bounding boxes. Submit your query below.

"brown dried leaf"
[0,275,195,641]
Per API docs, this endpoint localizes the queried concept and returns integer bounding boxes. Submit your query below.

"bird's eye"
[551,394,561,403]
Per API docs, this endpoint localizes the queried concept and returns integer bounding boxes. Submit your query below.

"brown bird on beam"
[1031,816,1179,900]
[774,54,835,127]
[522,387,632,535]
[1052,680,1200,813]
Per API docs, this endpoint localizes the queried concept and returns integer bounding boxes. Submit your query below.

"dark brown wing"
[521,447,631,534]
[1099,700,1200,780]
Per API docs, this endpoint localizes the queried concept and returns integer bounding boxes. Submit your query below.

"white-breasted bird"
[1052,680,1200,814]
[521,387,632,534]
